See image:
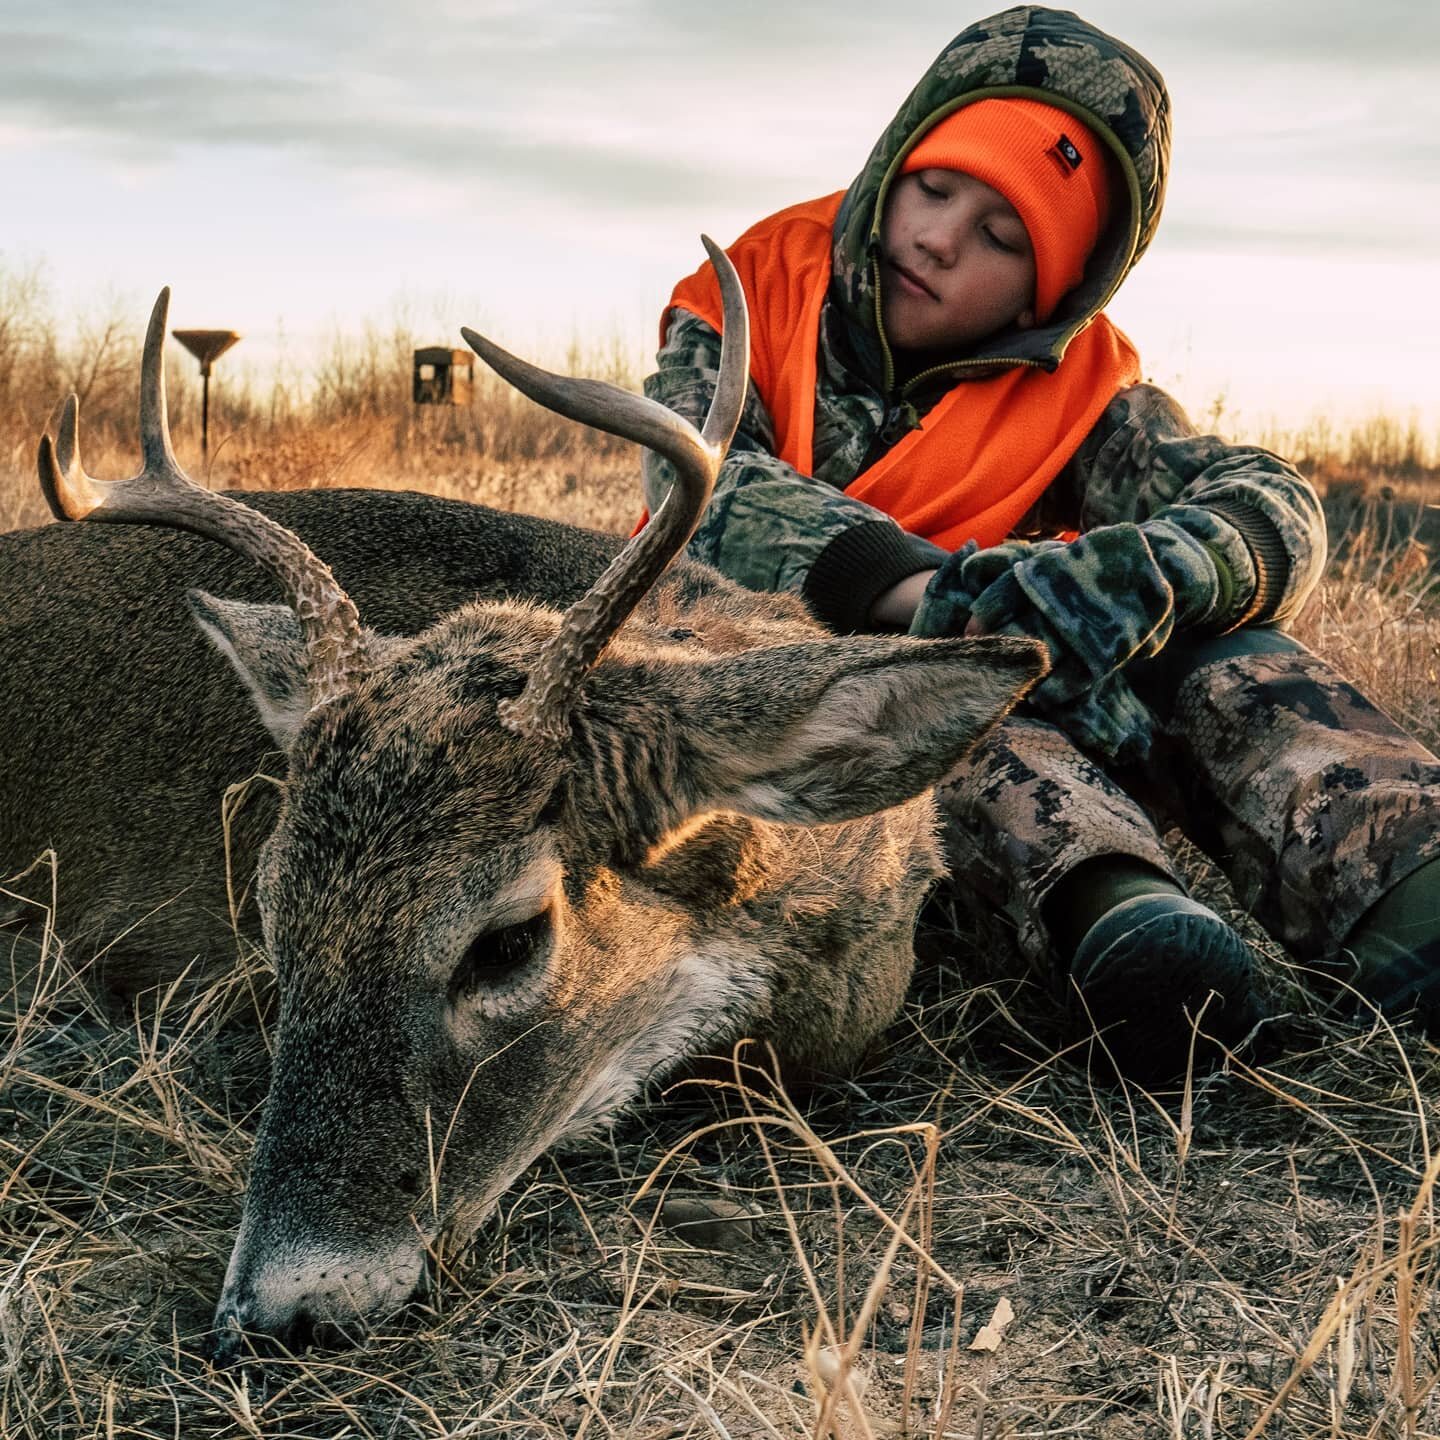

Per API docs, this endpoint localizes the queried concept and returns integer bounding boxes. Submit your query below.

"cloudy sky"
[3,0,1438,431]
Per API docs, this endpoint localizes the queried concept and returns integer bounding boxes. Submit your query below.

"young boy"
[641,6,1440,1078]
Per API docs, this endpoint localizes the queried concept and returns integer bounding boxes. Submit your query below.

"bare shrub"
[0,276,644,535]
[1260,411,1439,494]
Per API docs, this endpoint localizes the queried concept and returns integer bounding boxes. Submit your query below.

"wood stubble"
[4,398,1440,1435]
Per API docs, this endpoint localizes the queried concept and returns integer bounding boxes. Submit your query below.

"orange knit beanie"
[900,98,1113,323]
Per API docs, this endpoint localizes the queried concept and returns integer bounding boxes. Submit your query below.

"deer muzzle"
[209,1225,428,1362]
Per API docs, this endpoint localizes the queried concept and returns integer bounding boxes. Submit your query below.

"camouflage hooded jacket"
[641,5,1326,636]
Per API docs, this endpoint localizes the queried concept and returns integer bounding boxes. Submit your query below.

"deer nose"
[209,1294,358,1363]
[210,1239,429,1361]
[207,1303,249,1367]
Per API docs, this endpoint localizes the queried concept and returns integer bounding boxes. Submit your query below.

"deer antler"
[37,288,369,711]
[462,235,749,741]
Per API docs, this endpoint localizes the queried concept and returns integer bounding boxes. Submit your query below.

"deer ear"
[186,592,311,751]
[680,634,1046,826]
[189,592,403,750]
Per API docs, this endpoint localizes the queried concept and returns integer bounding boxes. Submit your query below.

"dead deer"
[22,242,1046,1357]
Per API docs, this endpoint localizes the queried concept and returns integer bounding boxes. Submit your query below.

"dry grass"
[6,859,1440,1436]
[5,279,1440,1435]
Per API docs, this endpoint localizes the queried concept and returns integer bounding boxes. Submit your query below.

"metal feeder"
[172,328,241,457]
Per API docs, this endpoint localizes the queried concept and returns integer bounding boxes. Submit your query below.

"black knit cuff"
[802,521,946,633]
[1203,498,1292,626]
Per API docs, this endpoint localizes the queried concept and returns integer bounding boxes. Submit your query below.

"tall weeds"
[0,263,644,536]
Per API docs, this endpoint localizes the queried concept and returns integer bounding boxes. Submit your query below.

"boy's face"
[879,169,1037,355]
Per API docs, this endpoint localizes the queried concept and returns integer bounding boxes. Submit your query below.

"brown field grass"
[4,284,1440,1437]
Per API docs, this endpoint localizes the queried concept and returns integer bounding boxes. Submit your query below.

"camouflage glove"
[1035,671,1158,762]
[911,522,1229,762]
[908,538,1067,639]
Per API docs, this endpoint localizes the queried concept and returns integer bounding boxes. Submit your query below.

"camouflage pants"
[937,629,1440,971]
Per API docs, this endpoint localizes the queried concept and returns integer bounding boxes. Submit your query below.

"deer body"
[16,261,1046,1357]
[1,489,620,985]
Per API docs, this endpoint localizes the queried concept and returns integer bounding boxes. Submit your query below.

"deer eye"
[448,909,554,1002]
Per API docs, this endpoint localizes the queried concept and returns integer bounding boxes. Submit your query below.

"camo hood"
[830,5,1171,386]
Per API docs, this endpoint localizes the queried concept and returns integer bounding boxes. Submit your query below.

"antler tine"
[37,397,79,522]
[36,289,370,712]
[139,284,182,470]
[39,290,185,525]
[696,234,749,454]
[463,235,749,741]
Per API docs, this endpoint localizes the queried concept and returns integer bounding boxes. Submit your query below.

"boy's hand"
[870,568,939,628]
[911,523,1227,760]
[967,526,1177,703]
[910,538,1067,640]
[915,523,1215,683]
